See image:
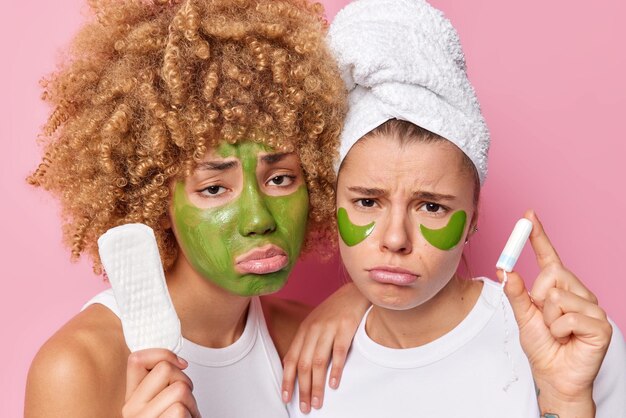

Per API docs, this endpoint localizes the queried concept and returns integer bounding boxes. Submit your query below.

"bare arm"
[25,305,199,418]
[25,305,128,418]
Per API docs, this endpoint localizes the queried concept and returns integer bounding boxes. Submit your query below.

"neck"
[166,256,250,348]
[366,277,482,349]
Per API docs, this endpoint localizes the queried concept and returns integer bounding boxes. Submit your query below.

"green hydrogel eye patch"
[337,207,375,247]
[419,210,467,250]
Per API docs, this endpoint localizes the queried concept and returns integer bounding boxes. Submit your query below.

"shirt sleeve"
[593,318,626,417]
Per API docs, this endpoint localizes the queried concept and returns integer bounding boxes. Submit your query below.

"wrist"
[539,401,595,418]
[535,378,595,418]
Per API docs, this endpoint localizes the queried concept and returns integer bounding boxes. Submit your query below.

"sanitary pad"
[98,223,183,353]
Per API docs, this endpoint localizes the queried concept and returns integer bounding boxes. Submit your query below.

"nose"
[380,207,412,254]
[238,183,277,236]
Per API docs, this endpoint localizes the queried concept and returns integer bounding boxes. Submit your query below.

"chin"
[364,282,423,311]
[230,271,289,296]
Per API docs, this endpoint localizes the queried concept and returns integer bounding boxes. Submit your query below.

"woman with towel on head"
[287,0,626,416]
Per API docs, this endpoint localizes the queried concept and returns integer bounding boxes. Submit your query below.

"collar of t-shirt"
[354,278,501,368]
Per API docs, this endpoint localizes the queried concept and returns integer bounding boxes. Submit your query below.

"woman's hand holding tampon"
[496,210,612,417]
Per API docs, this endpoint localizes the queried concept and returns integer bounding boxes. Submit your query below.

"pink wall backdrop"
[2,0,625,415]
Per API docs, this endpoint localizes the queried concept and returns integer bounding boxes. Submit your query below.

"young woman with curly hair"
[24,0,367,416]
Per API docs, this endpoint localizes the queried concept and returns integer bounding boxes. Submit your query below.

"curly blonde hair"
[28,0,346,274]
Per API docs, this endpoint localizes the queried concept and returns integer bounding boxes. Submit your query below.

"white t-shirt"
[84,289,288,418]
[288,278,626,418]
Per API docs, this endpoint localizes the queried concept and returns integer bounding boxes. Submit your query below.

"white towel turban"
[328,0,490,184]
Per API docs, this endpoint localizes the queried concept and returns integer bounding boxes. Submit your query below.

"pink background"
[2,0,625,415]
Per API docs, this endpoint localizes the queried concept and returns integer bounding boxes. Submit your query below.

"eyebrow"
[347,187,456,201]
[197,160,239,171]
[261,152,293,164]
[411,191,456,201]
[347,186,386,197]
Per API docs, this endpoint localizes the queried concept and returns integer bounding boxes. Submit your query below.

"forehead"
[197,140,299,166]
[210,141,272,159]
[340,135,472,191]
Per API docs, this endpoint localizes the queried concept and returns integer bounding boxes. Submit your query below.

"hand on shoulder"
[260,295,312,359]
[278,283,370,414]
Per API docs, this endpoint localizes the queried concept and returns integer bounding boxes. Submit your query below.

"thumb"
[496,269,536,330]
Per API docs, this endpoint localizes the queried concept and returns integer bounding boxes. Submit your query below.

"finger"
[496,270,536,331]
[144,381,200,418]
[297,327,321,414]
[159,402,192,418]
[542,288,608,345]
[131,360,194,407]
[328,328,353,390]
[281,331,305,404]
[529,265,597,309]
[310,333,334,409]
[525,210,563,269]
[550,313,613,350]
[126,349,188,401]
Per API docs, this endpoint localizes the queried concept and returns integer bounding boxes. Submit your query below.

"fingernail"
[311,397,320,408]
[330,378,338,388]
[282,390,289,403]
[177,356,188,366]
[300,402,309,413]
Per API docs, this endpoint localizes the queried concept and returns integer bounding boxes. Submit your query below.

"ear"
[162,178,178,231]
[160,214,172,230]
[465,209,479,243]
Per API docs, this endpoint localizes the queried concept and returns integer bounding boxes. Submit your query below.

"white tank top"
[84,289,288,418]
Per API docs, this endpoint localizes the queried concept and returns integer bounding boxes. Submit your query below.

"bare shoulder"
[25,304,129,418]
[260,296,312,359]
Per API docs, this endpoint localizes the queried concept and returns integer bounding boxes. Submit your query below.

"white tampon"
[496,218,532,391]
[496,218,533,273]
[98,224,182,353]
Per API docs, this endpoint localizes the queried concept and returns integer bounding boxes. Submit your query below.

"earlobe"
[160,214,172,230]
[464,226,478,244]
[464,213,479,244]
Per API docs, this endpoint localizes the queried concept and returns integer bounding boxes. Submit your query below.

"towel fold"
[328,0,490,183]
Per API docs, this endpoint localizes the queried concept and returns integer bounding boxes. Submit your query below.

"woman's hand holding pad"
[123,348,201,418]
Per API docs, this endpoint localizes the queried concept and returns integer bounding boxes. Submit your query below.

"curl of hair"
[28,0,346,274]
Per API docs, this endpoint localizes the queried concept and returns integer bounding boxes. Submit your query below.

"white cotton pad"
[98,223,182,353]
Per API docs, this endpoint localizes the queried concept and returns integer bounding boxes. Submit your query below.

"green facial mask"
[172,142,309,296]
[337,207,376,246]
[420,210,467,250]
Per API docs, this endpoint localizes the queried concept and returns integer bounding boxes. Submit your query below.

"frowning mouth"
[235,245,288,275]
[367,265,419,286]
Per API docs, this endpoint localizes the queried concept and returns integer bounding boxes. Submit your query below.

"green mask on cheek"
[172,142,309,296]
[337,207,375,246]
[420,210,467,250]
[337,207,467,251]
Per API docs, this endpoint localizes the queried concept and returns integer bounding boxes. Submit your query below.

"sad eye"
[356,199,376,208]
[420,202,445,213]
[267,175,295,187]
[200,185,226,197]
